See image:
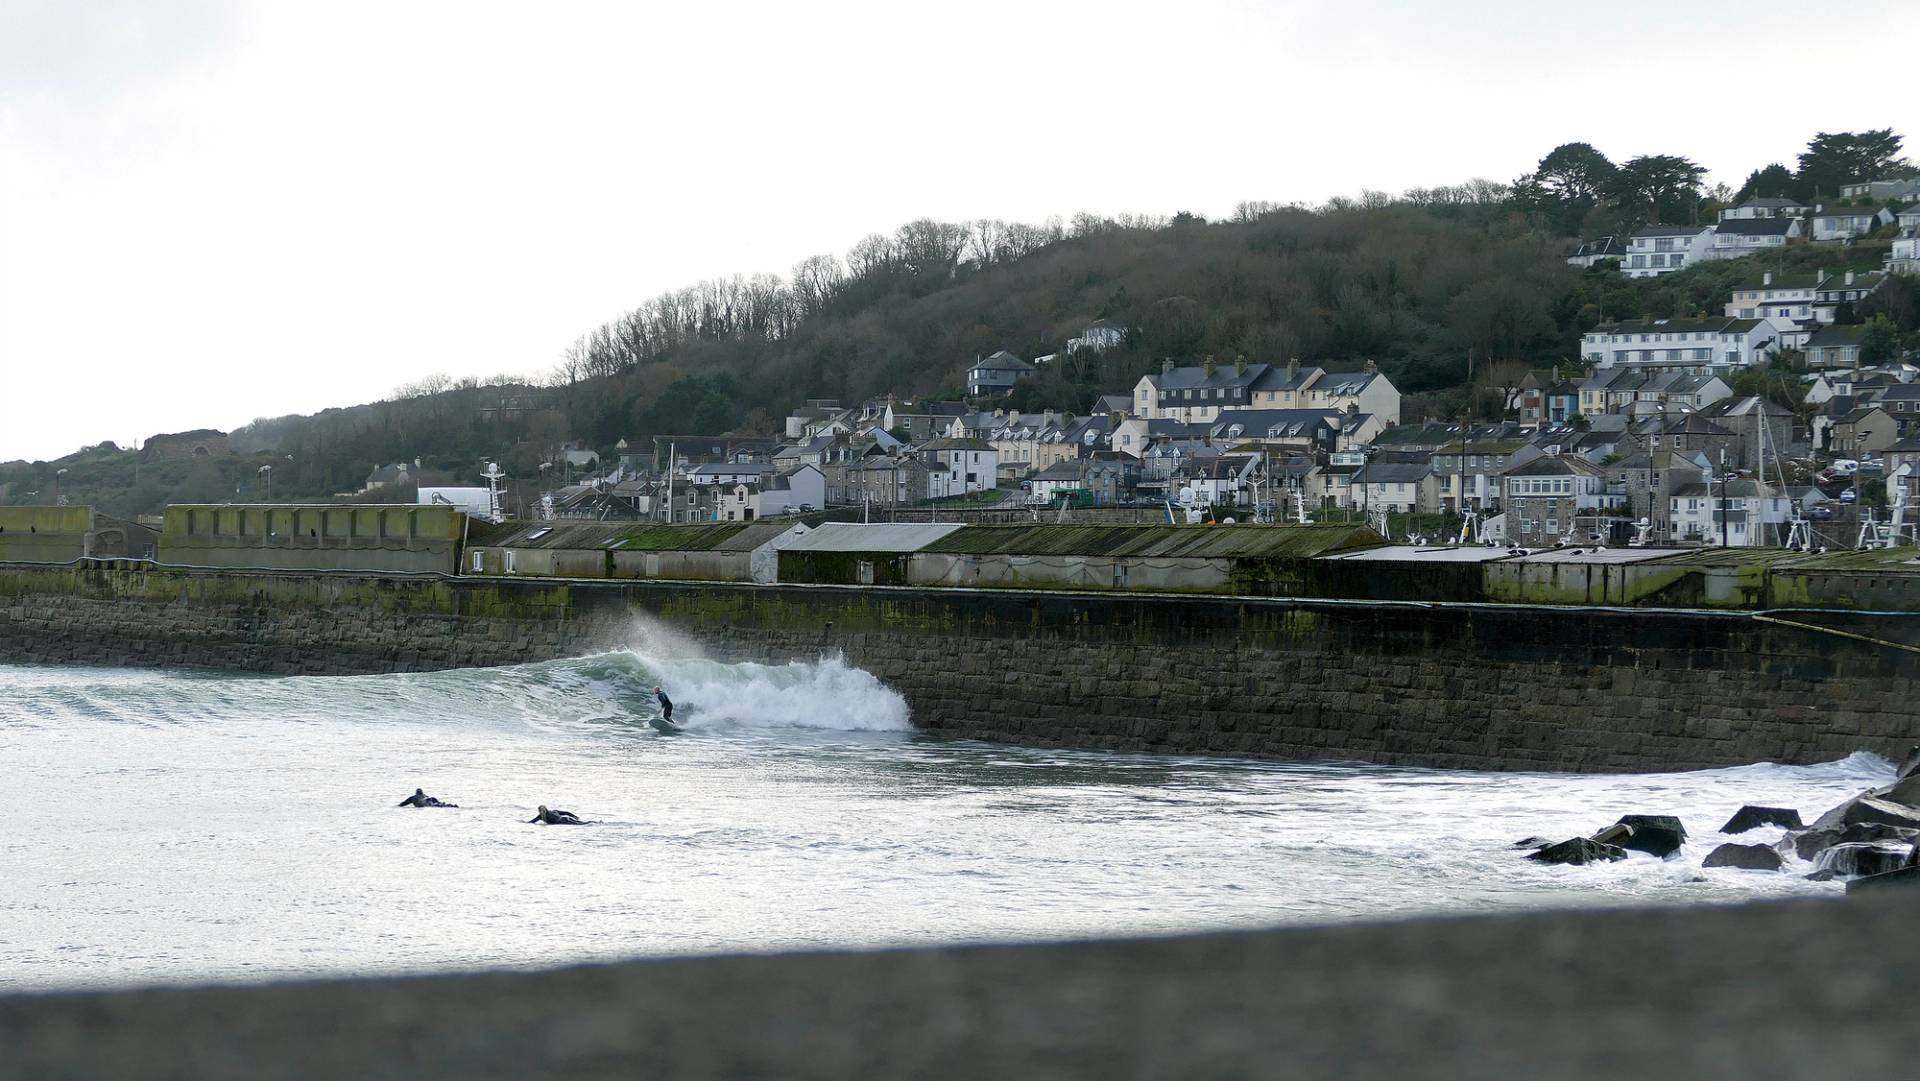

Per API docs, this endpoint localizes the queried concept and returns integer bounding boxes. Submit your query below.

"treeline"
[1512,129,1915,237]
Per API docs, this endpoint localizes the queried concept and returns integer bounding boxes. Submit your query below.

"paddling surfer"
[397,788,457,808]
[529,805,585,825]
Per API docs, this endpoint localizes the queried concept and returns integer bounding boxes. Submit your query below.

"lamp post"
[259,464,272,501]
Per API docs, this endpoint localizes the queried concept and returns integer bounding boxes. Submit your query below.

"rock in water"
[1702,843,1783,871]
[1837,797,1920,831]
[1814,842,1914,879]
[1527,838,1628,866]
[1790,822,1919,862]
[1720,806,1803,834]
[1847,865,1920,894]
[1590,824,1634,846]
[1612,815,1686,858]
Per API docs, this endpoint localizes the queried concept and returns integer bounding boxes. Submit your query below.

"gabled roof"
[1310,371,1383,397]
[1807,325,1870,347]
[1504,455,1603,478]
[920,436,995,452]
[1632,224,1712,238]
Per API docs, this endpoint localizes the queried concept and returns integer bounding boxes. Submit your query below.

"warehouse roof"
[920,523,1383,559]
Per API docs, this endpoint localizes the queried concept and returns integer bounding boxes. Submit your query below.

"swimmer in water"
[529,805,584,825]
[398,788,457,808]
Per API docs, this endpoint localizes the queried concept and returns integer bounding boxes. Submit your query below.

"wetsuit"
[656,690,674,723]
[530,807,584,825]
[399,789,456,808]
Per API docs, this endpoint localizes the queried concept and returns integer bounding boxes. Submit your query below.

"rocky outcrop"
[1703,843,1783,871]
[1527,838,1627,866]
[1720,806,1803,834]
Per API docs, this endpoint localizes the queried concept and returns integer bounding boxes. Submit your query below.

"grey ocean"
[0,650,1884,991]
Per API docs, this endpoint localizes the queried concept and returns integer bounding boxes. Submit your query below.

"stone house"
[1831,406,1899,458]
[1605,451,1707,543]
[1501,454,1619,547]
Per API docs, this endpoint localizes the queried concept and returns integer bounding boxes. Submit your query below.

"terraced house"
[1580,316,1777,370]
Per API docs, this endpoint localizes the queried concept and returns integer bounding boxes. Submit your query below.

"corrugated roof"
[920,523,1382,559]
[777,522,966,553]
[468,521,753,551]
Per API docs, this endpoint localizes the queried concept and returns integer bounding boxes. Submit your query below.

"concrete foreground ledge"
[3,893,1911,1081]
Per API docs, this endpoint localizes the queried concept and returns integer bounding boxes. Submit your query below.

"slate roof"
[1713,218,1796,236]
[971,350,1035,373]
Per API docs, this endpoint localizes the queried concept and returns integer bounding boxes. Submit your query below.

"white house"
[1810,206,1893,242]
[1580,317,1778,370]
[1350,459,1439,514]
[1718,198,1809,221]
[1701,216,1800,260]
[1668,479,1790,547]
[1725,270,1821,348]
[918,437,998,498]
[1892,230,1920,276]
[1066,320,1127,353]
[1621,225,1715,278]
[756,464,826,517]
[1303,365,1401,424]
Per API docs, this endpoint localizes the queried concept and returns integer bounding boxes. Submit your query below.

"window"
[504,551,516,574]
[471,551,484,573]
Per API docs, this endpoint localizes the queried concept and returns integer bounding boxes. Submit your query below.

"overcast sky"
[1,0,1911,462]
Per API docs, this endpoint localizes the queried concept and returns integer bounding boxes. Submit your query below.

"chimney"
[1287,358,1300,382]
[1364,359,1378,374]
[1763,271,1772,286]
[1232,355,1245,377]
[1204,355,1217,375]
[1846,271,1856,286]
[1162,359,1175,376]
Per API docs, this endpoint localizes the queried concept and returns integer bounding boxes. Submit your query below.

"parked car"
[1840,488,1858,503]
[1809,505,1835,521]
[1830,459,1860,475]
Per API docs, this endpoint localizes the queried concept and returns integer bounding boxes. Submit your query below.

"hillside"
[7,133,1919,518]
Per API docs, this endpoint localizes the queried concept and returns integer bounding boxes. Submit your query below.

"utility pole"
[1728,445,1743,549]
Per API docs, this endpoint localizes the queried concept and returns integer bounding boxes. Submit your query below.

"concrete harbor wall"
[2,564,1916,773]
[4,893,1918,1081]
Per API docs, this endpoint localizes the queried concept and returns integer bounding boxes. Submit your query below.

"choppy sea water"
[0,639,1884,991]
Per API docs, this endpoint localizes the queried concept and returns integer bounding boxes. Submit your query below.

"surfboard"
[649,716,684,735]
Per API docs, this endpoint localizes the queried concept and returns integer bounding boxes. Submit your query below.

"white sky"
[1,0,1911,462]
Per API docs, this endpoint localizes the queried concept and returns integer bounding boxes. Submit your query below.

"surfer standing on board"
[654,686,674,724]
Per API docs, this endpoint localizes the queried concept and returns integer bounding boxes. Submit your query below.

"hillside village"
[7,142,1920,557]
[508,253,1920,554]
[473,169,1920,550]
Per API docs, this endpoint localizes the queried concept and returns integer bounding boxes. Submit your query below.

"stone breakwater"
[5,893,1920,1081]
[2,564,1918,773]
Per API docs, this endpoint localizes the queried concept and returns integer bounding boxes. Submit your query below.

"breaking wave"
[0,650,913,735]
